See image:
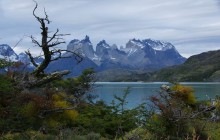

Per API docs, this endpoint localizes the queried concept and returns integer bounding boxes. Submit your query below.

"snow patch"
[130,40,145,49]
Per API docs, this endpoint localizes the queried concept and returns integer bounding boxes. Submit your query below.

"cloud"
[1,0,220,57]
[173,36,220,57]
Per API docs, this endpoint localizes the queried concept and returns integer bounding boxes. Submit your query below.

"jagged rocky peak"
[0,44,18,61]
[130,38,142,43]
[0,44,15,56]
[66,36,95,58]
[80,36,94,58]
[119,46,124,50]
[70,39,80,44]
[67,39,80,51]
[111,44,118,50]
[96,40,119,50]
[126,38,145,49]
[80,35,91,44]
[97,40,110,48]
[96,40,111,56]
[67,36,91,51]
[142,39,175,51]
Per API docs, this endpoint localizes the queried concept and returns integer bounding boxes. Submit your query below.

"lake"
[90,82,220,108]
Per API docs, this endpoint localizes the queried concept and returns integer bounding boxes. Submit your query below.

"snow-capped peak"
[127,38,145,49]
[142,39,174,51]
[0,44,18,61]
[97,40,110,49]
[131,38,141,43]
[0,44,14,55]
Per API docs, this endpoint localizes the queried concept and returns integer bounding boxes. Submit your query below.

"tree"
[18,1,82,89]
[0,1,96,136]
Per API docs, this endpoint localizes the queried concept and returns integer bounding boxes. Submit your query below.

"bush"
[146,84,211,139]
[73,88,146,139]
[0,74,15,93]
[125,128,155,140]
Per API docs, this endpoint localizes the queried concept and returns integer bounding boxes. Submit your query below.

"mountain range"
[49,36,185,76]
[0,36,186,78]
[65,36,185,71]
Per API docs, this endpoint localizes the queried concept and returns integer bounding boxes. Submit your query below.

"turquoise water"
[90,82,220,108]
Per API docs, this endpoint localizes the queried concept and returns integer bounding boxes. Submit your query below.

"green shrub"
[0,74,15,93]
[125,128,155,140]
[0,130,103,140]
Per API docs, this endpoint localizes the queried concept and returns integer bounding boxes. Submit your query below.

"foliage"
[145,84,213,139]
[0,58,24,73]
[124,128,155,140]
[0,88,79,134]
[73,88,146,139]
[53,68,95,102]
[0,130,103,140]
[171,84,196,105]
[0,58,13,69]
[1,80,220,139]
[0,66,95,136]
[214,95,220,116]
[0,74,15,93]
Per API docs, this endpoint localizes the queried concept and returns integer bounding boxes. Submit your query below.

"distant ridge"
[146,49,220,82]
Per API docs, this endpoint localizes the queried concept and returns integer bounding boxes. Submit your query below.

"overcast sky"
[1,0,220,57]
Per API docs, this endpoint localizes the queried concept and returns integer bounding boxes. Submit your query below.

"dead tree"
[20,1,82,88]
[26,1,82,76]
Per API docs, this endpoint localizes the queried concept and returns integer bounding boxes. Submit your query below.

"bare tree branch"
[30,35,41,47]
[17,70,70,89]
[12,36,25,49]
[50,49,83,63]
[47,41,66,48]
[25,50,38,67]
[47,29,59,44]
[38,104,78,118]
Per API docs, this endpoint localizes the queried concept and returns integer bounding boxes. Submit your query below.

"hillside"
[147,49,220,82]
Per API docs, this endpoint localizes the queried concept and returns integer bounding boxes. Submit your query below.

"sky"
[1,0,220,57]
